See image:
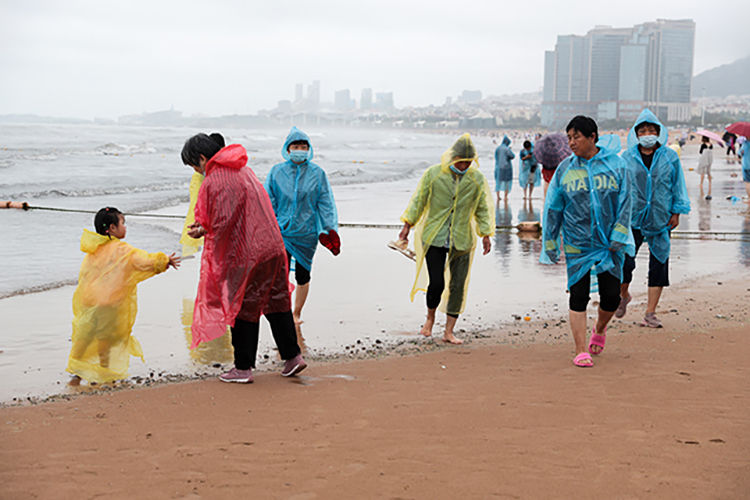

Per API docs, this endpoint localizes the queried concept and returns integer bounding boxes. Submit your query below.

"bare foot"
[442,335,463,345]
[68,375,81,387]
[420,317,434,337]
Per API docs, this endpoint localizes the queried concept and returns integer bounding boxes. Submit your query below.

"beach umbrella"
[533,132,572,169]
[726,122,750,139]
[695,129,725,146]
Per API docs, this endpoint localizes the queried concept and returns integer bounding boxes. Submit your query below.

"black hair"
[181,133,222,167]
[566,115,598,142]
[287,139,309,151]
[209,132,226,148]
[523,140,532,149]
[635,121,660,136]
[94,207,123,236]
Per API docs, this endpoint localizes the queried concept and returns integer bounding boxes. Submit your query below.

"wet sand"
[2,272,749,499]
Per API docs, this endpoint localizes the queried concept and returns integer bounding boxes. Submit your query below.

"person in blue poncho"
[519,140,541,200]
[494,135,515,202]
[540,116,634,368]
[616,109,690,328]
[740,137,750,202]
[265,127,340,325]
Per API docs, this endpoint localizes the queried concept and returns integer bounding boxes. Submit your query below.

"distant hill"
[693,56,750,97]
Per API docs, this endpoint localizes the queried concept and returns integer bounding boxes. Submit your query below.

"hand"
[187,222,205,239]
[398,223,411,244]
[482,235,491,255]
[668,213,680,230]
[167,252,182,270]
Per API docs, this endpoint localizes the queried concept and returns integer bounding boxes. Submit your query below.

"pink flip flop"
[573,352,593,367]
[588,326,607,355]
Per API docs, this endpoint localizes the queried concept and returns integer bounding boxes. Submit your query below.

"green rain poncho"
[401,134,495,314]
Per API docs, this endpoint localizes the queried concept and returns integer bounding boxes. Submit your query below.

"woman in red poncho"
[181,133,306,383]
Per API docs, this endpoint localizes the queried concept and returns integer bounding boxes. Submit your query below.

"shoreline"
[4,268,748,408]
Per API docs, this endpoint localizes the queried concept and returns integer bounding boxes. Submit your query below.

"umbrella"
[533,132,572,169]
[727,122,750,139]
[695,129,725,147]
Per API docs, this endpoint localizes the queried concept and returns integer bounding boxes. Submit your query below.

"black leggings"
[569,271,621,312]
[622,229,670,287]
[231,312,300,369]
[425,246,470,318]
[286,251,311,285]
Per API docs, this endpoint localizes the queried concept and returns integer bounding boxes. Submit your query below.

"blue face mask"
[449,164,467,175]
[289,150,308,164]
[638,135,658,149]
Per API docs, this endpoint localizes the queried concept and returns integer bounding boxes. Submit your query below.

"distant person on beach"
[617,109,690,328]
[724,132,737,163]
[519,140,540,200]
[494,135,515,202]
[264,127,339,325]
[67,207,181,386]
[180,133,224,257]
[540,116,634,368]
[182,133,306,383]
[740,136,750,202]
[698,136,714,200]
[398,134,494,344]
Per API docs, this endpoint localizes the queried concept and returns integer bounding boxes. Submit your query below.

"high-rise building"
[542,19,695,126]
[307,80,321,108]
[334,89,354,110]
[360,88,373,110]
[375,92,394,110]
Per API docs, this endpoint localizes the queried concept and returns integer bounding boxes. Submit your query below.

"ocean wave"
[0,279,77,300]
[4,181,189,200]
[96,142,158,155]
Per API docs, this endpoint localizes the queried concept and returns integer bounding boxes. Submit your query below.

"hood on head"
[282,126,314,163]
[627,108,668,149]
[441,133,478,169]
[80,228,115,253]
[205,144,248,174]
[502,135,511,147]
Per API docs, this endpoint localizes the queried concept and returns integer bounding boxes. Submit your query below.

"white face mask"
[638,135,658,148]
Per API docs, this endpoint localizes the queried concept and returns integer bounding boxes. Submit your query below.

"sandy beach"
[2,269,749,499]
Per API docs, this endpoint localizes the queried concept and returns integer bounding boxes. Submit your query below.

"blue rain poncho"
[540,135,635,289]
[264,127,338,271]
[494,136,515,192]
[621,109,690,264]
[518,144,541,188]
[741,141,750,171]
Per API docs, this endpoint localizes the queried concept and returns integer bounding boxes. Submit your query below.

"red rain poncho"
[191,144,292,347]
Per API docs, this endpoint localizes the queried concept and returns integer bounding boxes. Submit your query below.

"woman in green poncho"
[397,134,495,344]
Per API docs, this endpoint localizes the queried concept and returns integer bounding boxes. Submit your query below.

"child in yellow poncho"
[67,207,180,385]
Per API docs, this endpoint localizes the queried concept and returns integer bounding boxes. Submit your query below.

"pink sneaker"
[219,367,253,383]
[281,354,307,377]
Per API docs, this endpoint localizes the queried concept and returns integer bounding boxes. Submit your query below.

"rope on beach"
[4,202,750,236]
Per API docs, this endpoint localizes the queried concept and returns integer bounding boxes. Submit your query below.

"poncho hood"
[281,126,314,163]
[80,229,116,254]
[627,108,668,150]
[205,144,248,175]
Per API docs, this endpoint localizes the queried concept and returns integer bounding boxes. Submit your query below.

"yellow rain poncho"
[67,229,169,383]
[179,172,204,256]
[401,134,495,315]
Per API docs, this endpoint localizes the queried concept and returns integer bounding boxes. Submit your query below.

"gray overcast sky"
[1,0,746,119]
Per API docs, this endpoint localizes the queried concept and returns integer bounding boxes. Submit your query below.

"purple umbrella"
[533,133,572,169]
